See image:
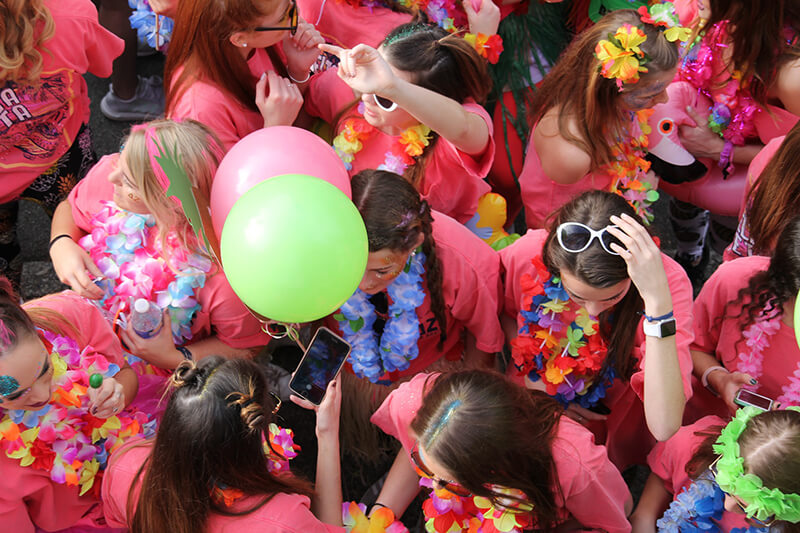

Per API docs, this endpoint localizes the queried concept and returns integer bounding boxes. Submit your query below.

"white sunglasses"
[373,93,398,112]
[556,222,621,255]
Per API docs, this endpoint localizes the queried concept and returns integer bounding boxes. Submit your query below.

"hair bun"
[226,379,267,434]
[170,359,199,389]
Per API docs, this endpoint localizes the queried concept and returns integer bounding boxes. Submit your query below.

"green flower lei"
[713,406,800,523]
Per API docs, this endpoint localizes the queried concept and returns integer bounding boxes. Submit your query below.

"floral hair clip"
[712,406,800,523]
[595,24,650,89]
[637,2,691,43]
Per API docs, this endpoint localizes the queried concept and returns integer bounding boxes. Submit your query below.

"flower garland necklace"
[680,20,759,169]
[734,309,800,407]
[0,330,156,498]
[509,256,616,408]
[603,108,659,224]
[79,201,213,346]
[333,105,433,176]
[335,251,426,383]
[656,470,767,533]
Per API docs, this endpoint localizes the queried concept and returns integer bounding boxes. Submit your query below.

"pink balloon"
[210,126,350,238]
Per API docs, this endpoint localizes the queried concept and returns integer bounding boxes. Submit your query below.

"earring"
[128,193,140,202]
[242,42,247,47]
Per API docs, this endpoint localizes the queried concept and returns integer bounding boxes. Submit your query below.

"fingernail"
[91,407,97,414]
[750,378,758,385]
[260,72,266,80]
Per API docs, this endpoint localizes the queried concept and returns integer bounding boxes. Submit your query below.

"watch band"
[642,317,677,338]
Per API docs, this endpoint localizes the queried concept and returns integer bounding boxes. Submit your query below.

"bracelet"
[288,70,311,84]
[177,345,193,361]
[49,234,72,251]
[368,502,388,516]
[642,310,674,322]
[701,365,729,397]
[719,140,734,173]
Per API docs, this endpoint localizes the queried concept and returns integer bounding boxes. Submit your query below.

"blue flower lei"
[335,251,426,383]
[128,0,174,50]
[657,471,768,533]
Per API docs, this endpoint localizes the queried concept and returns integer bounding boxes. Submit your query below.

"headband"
[713,406,800,523]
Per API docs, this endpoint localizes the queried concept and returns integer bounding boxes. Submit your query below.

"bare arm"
[373,449,422,517]
[49,200,104,299]
[630,473,672,533]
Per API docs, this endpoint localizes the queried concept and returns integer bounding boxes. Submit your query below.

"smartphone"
[288,327,351,405]
[734,388,773,411]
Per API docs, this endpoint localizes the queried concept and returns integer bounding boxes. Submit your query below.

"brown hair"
[164,0,288,116]
[700,0,800,110]
[542,190,645,380]
[528,9,680,169]
[352,169,447,349]
[410,370,563,528]
[686,410,800,530]
[0,0,54,83]
[129,357,313,533]
[719,215,800,353]
[746,122,800,255]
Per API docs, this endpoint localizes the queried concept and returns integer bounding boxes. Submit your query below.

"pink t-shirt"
[297,0,411,48]
[724,136,784,261]
[518,124,614,230]
[648,416,752,531]
[168,48,282,151]
[500,229,695,468]
[102,440,344,532]
[371,373,632,533]
[305,68,493,223]
[0,292,126,532]
[686,255,800,421]
[324,211,504,381]
[68,155,269,350]
[0,0,123,202]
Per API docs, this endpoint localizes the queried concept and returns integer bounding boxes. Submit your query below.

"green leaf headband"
[713,406,800,523]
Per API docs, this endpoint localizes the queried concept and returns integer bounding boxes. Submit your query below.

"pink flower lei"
[79,201,213,346]
[0,330,156,498]
[679,21,759,146]
[735,309,800,406]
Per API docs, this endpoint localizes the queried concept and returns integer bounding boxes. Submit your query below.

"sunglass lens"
[600,231,623,254]
[375,95,395,110]
[559,225,591,252]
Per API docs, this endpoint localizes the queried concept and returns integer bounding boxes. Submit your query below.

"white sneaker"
[100,75,164,122]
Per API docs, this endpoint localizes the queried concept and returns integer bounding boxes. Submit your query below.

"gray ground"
[16,50,722,521]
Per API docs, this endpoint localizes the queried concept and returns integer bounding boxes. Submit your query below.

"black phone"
[288,327,351,405]
[734,388,773,411]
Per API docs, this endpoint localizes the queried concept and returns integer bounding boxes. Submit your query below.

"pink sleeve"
[25,291,126,368]
[739,136,784,218]
[629,254,694,403]
[646,416,725,495]
[498,230,547,318]
[193,272,271,349]
[553,419,632,533]
[50,0,123,78]
[304,68,355,123]
[262,494,345,532]
[67,155,116,232]
[370,373,433,453]
[434,214,504,352]
[170,84,250,152]
[101,441,150,528]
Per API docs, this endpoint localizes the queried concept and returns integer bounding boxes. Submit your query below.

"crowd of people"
[2,0,800,531]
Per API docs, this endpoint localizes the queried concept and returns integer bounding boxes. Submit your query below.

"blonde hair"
[122,119,224,260]
[0,0,55,83]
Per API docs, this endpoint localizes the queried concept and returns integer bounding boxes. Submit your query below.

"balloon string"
[286,325,307,352]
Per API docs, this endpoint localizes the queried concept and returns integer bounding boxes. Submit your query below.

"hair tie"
[397,211,416,228]
[227,379,266,433]
[170,359,198,389]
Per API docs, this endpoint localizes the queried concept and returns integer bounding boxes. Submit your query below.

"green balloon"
[220,174,368,323]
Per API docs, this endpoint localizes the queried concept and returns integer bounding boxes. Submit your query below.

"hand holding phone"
[289,327,351,406]
[734,388,773,411]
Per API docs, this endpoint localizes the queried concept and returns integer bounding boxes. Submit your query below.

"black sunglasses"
[254,0,298,35]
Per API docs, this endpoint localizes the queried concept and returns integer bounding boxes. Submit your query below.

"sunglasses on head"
[253,0,298,35]
[556,222,622,256]
[373,93,397,112]
[410,443,471,497]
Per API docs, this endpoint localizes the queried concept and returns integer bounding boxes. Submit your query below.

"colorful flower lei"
[509,256,616,408]
[342,501,409,533]
[419,478,535,533]
[680,21,759,147]
[637,3,691,44]
[713,406,800,523]
[0,330,156,498]
[605,109,659,223]
[333,109,433,175]
[595,23,650,87]
[335,252,426,383]
[128,0,173,51]
[656,470,767,532]
[79,201,213,346]
[733,311,800,407]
